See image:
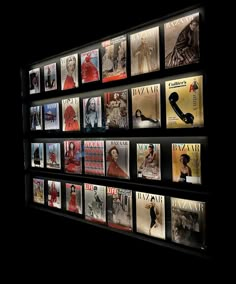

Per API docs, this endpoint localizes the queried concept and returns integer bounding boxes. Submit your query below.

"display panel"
[33,178,44,204]
[106,140,130,179]
[137,143,161,180]
[81,49,100,84]
[101,35,127,83]
[31,143,44,168]
[22,4,208,258]
[48,180,61,208]
[131,83,161,129]
[165,75,204,128]
[165,12,200,69]
[44,63,57,92]
[44,103,60,130]
[30,106,43,131]
[130,26,160,76]
[60,54,78,90]
[66,183,83,214]
[83,96,102,130]
[107,187,133,231]
[62,97,80,131]
[84,140,105,176]
[136,191,165,239]
[64,140,82,174]
[46,143,61,169]
[171,197,206,249]
[104,89,129,129]
[84,183,106,224]
[29,68,40,94]
[172,143,201,184]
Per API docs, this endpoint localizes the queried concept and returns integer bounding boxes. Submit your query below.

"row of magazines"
[30,75,204,131]
[29,11,200,94]
[32,178,206,250]
[31,141,201,184]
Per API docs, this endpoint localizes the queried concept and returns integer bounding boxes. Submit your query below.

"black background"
[6,0,215,276]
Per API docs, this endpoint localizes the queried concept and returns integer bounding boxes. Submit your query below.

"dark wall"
[18,0,202,65]
[13,0,214,274]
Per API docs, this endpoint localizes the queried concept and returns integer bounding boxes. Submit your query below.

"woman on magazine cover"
[165,17,199,68]
[63,56,76,90]
[85,98,98,128]
[49,181,58,207]
[179,154,192,182]
[107,146,128,178]
[135,109,159,124]
[134,36,153,74]
[139,144,157,170]
[145,196,159,236]
[65,142,80,172]
[68,184,79,213]
[64,104,79,131]
[81,53,99,83]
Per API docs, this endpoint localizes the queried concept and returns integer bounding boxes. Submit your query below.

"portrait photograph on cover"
[130,26,160,76]
[106,140,130,179]
[165,12,200,69]
[60,54,78,90]
[101,35,127,83]
[136,192,165,240]
[48,180,61,208]
[30,106,43,131]
[33,178,44,204]
[66,183,83,214]
[132,84,161,129]
[44,63,57,92]
[81,49,100,84]
[29,68,40,94]
[62,97,80,131]
[171,197,206,249]
[84,183,106,224]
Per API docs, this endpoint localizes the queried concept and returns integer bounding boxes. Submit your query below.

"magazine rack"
[21,3,210,260]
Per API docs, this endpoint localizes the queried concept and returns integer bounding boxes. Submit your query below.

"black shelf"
[27,168,210,200]
[28,203,211,260]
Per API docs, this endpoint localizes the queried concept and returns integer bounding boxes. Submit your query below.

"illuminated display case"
[21,3,210,260]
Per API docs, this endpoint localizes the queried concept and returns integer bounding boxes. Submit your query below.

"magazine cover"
[101,35,127,83]
[30,106,42,130]
[172,143,201,184]
[83,96,102,129]
[84,183,106,224]
[81,49,100,83]
[136,192,165,239]
[44,63,57,92]
[107,187,132,231]
[165,12,200,69]
[166,75,204,128]
[106,140,129,179]
[60,54,78,90]
[33,178,44,204]
[29,68,40,94]
[66,183,82,214]
[46,143,61,169]
[31,143,44,168]
[48,180,61,208]
[64,140,82,174]
[171,197,206,249]
[130,26,160,76]
[44,103,60,130]
[132,84,161,128]
[137,143,161,180]
[62,97,80,131]
[84,140,105,176]
[104,89,128,129]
